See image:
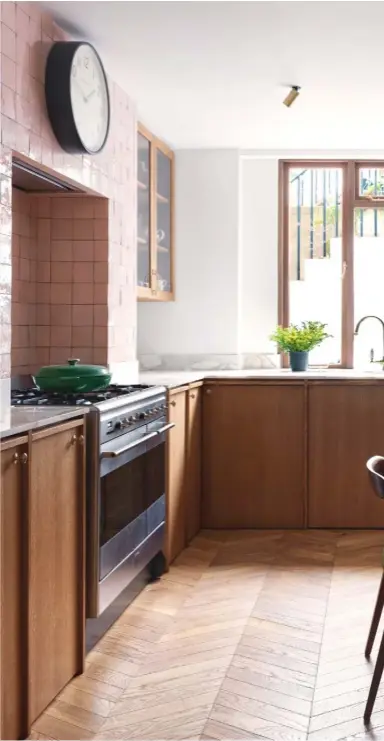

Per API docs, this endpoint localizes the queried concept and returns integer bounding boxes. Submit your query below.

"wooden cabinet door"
[28,420,85,724]
[186,386,202,543]
[137,123,174,302]
[308,383,384,528]
[0,435,29,741]
[202,383,306,528]
[167,390,187,564]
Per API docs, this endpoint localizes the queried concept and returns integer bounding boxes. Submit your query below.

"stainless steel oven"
[86,386,171,618]
[100,417,172,583]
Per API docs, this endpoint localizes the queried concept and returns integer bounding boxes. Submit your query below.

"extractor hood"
[12,159,82,194]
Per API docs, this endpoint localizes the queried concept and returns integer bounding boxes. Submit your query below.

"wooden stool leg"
[365,572,384,658]
[365,627,384,724]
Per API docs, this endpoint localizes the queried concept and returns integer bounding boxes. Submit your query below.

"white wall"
[138,148,384,364]
[138,149,240,355]
[239,158,278,354]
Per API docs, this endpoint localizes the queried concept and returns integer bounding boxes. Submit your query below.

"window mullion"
[341,161,355,368]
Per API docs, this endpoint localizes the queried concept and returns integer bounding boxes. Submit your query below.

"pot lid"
[36,358,110,378]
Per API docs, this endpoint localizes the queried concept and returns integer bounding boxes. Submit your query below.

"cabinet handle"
[12,452,19,464]
[70,434,77,445]
[170,400,176,407]
[20,452,28,465]
[78,434,85,445]
[190,393,196,399]
[205,389,212,395]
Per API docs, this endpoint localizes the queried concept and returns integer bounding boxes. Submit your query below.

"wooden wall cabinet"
[308,383,384,528]
[29,419,85,724]
[0,417,85,740]
[202,383,306,528]
[0,435,29,741]
[137,123,174,301]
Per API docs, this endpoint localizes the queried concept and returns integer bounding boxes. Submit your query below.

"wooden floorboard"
[29,530,384,741]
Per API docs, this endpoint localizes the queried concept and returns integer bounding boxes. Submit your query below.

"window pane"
[137,133,151,289]
[359,168,384,198]
[288,167,343,364]
[354,208,384,366]
[156,150,172,293]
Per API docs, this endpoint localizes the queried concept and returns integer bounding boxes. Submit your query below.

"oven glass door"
[99,425,166,580]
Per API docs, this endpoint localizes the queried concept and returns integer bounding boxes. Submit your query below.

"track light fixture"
[283,85,301,107]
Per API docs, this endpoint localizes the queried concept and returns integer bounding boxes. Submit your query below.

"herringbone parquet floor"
[29,530,384,741]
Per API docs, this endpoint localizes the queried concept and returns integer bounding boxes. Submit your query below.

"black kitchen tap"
[354,315,384,362]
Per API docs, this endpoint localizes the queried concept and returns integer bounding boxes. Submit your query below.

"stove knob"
[115,420,123,430]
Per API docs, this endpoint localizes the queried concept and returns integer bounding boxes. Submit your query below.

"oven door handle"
[100,423,175,459]
[156,422,175,435]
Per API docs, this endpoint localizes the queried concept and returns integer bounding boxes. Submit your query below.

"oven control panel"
[113,404,167,431]
[99,392,168,445]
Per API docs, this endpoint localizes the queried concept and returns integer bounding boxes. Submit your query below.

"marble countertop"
[139,368,384,389]
[0,407,87,440]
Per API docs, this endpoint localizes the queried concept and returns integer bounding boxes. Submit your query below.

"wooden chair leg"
[365,571,384,659]
[365,627,384,724]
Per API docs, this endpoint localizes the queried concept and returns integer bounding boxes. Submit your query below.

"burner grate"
[11,384,153,407]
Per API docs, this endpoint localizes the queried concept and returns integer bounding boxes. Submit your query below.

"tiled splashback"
[12,190,109,376]
[11,187,37,374]
[0,2,137,388]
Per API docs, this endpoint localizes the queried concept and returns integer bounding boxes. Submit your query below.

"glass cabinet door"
[155,146,172,295]
[137,131,151,291]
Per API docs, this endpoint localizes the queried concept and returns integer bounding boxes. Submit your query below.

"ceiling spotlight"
[283,85,301,108]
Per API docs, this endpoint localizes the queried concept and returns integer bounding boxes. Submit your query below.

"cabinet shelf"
[138,241,169,254]
[156,192,169,204]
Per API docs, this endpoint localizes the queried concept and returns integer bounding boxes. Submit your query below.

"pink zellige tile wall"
[35,195,109,370]
[0,2,137,382]
[11,186,37,374]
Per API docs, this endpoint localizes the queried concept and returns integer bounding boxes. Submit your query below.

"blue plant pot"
[289,351,309,372]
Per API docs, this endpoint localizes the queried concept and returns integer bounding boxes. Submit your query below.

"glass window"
[359,168,384,198]
[354,207,384,366]
[288,167,343,365]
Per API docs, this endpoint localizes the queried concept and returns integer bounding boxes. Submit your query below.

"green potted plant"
[270,321,331,371]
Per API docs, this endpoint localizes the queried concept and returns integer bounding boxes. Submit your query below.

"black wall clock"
[45,41,110,155]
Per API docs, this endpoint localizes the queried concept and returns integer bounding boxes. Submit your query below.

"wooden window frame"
[279,159,384,368]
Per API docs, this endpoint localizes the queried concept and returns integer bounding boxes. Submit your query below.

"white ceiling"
[44,1,384,150]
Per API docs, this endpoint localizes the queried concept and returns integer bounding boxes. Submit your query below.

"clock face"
[69,44,109,154]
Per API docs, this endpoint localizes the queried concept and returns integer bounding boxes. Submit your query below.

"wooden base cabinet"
[0,435,29,741]
[0,417,85,740]
[29,419,85,725]
[166,389,187,564]
[308,384,384,528]
[202,383,306,528]
[186,386,202,543]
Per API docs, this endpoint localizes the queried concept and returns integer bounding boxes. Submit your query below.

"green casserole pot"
[34,358,112,393]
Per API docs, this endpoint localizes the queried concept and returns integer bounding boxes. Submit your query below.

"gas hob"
[11,384,153,407]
